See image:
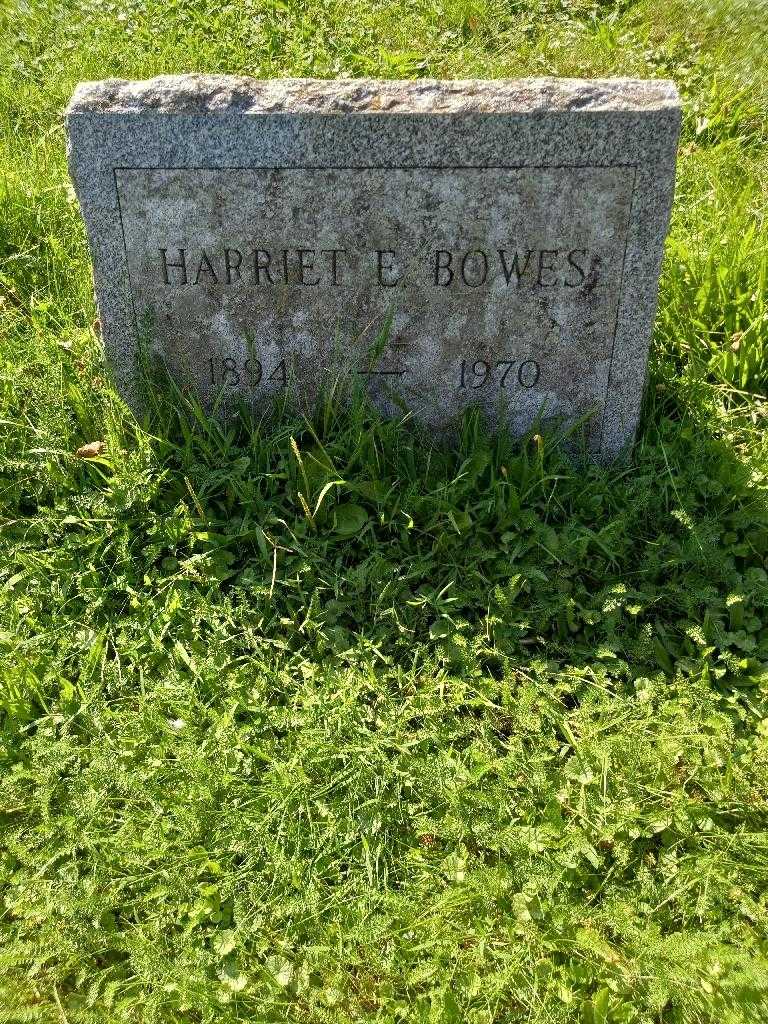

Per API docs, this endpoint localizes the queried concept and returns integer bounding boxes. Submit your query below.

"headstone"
[66,76,680,459]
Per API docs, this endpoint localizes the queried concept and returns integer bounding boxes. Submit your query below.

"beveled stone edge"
[66,75,680,116]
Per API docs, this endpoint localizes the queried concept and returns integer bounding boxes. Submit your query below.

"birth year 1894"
[208,356,288,388]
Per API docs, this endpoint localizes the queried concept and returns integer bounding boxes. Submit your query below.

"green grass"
[2,0,768,1020]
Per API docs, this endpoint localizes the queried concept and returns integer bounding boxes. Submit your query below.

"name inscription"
[158,245,596,290]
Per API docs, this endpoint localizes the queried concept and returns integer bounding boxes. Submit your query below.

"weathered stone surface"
[66,75,680,459]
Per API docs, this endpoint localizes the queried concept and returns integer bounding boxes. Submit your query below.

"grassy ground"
[2,0,768,1020]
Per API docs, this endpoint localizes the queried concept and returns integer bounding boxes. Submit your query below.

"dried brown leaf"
[75,441,106,459]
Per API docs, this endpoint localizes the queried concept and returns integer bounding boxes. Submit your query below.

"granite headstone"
[66,76,680,458]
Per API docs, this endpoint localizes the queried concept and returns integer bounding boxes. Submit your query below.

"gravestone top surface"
[69,75,680,114]
[66,75,680,460]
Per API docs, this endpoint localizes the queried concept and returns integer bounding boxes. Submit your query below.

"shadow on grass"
[80,343,768,704]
